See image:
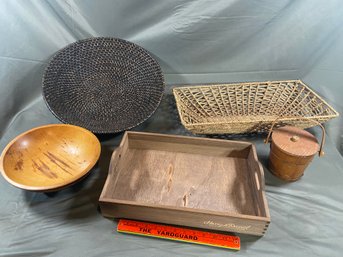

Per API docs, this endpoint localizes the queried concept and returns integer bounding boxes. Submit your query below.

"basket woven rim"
[42,37,165,134]
[181,115,337,127]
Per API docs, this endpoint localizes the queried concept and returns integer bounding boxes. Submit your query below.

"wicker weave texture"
[173,80,339,134]
[43,37,164,133]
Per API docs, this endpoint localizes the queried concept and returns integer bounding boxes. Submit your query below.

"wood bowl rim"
[0,124,101,191]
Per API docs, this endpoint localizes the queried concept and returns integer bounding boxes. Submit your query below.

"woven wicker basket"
[43,37,164,134]
[173,80,339,134]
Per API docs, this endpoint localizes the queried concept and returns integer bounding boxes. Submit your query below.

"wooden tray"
[99,132,270,236]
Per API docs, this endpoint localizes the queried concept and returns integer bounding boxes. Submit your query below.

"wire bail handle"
[264,117,325,157]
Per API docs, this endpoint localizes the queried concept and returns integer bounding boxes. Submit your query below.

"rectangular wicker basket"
[173,80,339,134]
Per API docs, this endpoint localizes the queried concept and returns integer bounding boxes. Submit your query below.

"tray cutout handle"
[264,117,325,157]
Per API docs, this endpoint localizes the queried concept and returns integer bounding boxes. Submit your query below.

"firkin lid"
[271,126,319,157]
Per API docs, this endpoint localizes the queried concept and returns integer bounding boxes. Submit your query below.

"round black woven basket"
[42,37,165,133]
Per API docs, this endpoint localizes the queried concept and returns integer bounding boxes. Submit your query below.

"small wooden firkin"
[267,125,324,181]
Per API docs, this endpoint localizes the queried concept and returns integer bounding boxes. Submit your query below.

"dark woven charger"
[43,37,164,133]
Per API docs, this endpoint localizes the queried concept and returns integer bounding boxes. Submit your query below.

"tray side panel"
[246,145,270,218]
[99,201,269,236]
[127,132,251,158]
[100,132,130,199]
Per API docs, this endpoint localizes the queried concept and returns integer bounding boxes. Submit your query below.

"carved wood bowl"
[0,124,101,192]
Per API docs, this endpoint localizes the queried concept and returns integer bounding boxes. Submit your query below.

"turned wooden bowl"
[0,124,101,191]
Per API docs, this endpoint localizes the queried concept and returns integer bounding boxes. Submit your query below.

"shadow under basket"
[99,132,270,236]
[173,80,339,134]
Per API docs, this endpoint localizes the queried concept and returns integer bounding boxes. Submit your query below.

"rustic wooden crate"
[99,132,270,236]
